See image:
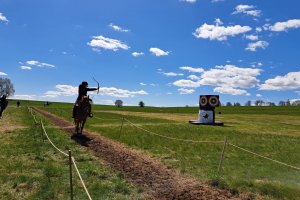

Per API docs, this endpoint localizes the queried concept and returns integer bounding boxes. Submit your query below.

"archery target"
[209,96,219,107]
[200,96,208,106]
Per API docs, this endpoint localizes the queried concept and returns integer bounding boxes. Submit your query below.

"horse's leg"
[80,120,85,134]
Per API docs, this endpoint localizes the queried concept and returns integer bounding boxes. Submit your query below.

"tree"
[0,78,15,97]
[138,101,145,107]
[255,100,264,106]
[115,100,123,107]
[233,102,241,106]
[278,101,286,106]
[245,100,251,106]
[269,102,276,106]
[286,99,291,106]
[226,102,232,106]
[292,100,300,106]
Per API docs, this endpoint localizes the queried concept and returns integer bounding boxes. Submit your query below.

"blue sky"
[1,0,300,106]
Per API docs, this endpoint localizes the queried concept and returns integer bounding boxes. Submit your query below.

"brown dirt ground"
[34,108,250,200]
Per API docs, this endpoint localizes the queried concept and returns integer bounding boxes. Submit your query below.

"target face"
[209,96,219,107]
[200,96,208,106]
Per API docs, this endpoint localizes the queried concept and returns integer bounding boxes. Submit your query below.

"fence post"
[217,137,228,173]
[119,117,125,138]
[40,120,44,143]
[69,150,74,200]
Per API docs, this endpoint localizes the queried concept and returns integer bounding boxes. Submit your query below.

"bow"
[93,77,100,95]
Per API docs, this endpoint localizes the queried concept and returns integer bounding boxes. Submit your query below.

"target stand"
[189,95,224,126]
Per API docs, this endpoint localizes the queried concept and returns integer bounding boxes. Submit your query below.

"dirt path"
[34,108,246,200]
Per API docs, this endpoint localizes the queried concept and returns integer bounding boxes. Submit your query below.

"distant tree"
[286,99,291,106]
[138,101,145,107]
[233,102,241,106]
[269,102,276,106]
[226,102,232,106]
[255,100,264,106]
[115,100,123,107]
[245,100,251,106]
[278,101,286,106]
[292,100,300,106]
[0,78,15,97]
[185,105,189,107]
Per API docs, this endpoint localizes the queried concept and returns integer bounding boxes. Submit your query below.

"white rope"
[93,116,121,121]
[41,120,69,157]
[123,118,224,144]
[229,143,300,171]
[72,157,93,200]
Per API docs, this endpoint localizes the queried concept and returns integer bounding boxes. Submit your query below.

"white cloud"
[173,79,201,88]
[233,5,261,17]
[109,23,129,32]
[149,47,170,56]
[178,88,195,94]
[193,21,252,41]
[245,34,258,41]
[150,83,158,87]
[211,0,224,3]
[0,12,9,23]
[246,40,269,51]
[179,66,204,73]
[140,83,146,86]
[256,27,262,32]
[0,72,7,76]
[267,19,300,32]
[87,35,130,51]
[20,66,32,70]
[161,72,184,77]
[188,75,200,80]
[256,94,262,97]
[259,71,300,91]
[214,18,223,26]
[132,52,144,57]
[180,0,196,3]
[214,87,249,95]
[11,94,36,100]
[26,60,55,68]
[45,84,148,98]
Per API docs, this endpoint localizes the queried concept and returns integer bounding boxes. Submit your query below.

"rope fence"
[28,107,93,200]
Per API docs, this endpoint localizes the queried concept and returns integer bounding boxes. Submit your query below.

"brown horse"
[74,96,91,134]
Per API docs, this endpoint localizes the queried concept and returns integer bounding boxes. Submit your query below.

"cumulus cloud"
[180,0,196,3]
[87,35,130,51]
[173,65,261,96]
[149,47,170,56]
[140,83,146,86]
[20,66,32,70]
[188,75,201,80]
[267,19,300,32]
[161,72,184,77]
[245,34,258,41]
[256,94,262,97]
[45,84,148,98]
[213,87,249,95]
[109,23,129,32]
[178,88,195,94]
[0,72,7,76]
[193,20,251,41]
[11,94,36,100]
[0,12,9,23]
[132,52,144,57]
[246,40,269,51]
[26,60,55,68]
[233,5,261,17]
[211,0,224,3]
[259,71,300,91]
[179,66,204,73]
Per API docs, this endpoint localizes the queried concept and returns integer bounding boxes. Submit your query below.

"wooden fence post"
[217,137,228,173]
[68,150,74,200]
[119,117,125,138]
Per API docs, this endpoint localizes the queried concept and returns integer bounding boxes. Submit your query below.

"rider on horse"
[72,81,99,118]
[0,95,8,119]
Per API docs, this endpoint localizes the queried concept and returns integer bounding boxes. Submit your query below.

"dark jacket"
[76,84,98,100]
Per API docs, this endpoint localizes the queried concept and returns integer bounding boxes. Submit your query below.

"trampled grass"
[0,106,145,199]
[31,100,300,200]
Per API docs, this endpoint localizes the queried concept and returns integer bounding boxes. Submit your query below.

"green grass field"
[4,100,300,199]
[0,105,145,200]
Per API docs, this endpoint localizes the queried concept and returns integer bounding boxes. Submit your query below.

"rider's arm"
[86,87,98,91]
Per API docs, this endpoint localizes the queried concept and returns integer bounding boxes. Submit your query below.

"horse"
[74,96,91,134]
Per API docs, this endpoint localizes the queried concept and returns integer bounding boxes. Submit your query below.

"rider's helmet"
[82,81,88,86]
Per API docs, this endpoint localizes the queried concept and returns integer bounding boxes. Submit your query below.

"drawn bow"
[93,77,100,95]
